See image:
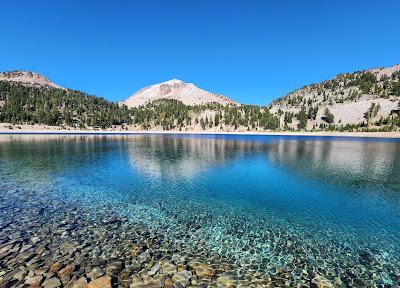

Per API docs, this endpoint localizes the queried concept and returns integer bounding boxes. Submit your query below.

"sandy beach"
[0,123,399,138]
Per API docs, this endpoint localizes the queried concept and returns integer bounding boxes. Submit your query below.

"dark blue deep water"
[0,134,399,287]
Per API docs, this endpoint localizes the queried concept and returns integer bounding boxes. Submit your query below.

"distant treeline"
[0,81,279,130]
[0,81,131,128]
[1,80,399,132]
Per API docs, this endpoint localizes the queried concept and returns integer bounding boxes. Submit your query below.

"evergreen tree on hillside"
[324,108,335,124]
[296,107,308,130]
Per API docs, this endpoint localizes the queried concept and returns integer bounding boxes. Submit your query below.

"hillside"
[120,79,239,107]
[0,76,278,132]
[0,70,65,90]
[0,79,131,129]
[0,65,399,133]
[127,100,278,131]
[269,64,400,130]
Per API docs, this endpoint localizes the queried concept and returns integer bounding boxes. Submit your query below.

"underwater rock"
[87,267,104,280]
[50,262,62,273]
[43,277,62,288]
[105,260,123,275]
[87,276,112,288]
[31,236,41,244]
[172,270,192,286]
[118,267,134,286]
[59,243,77,255]
[0,245,13,255]
[58,264,76,282]
[72,277,88,288]
[189,262,215,280]
[129,275,144,288]
[130,245,144,257]
[24,275,43,286]
[312,274,334,288]
[138,251,151,264]
[161,261,177,275]
[216,275,235,287]
[163,276,174,288]
[148,263,161,276]
[13,270,26,281]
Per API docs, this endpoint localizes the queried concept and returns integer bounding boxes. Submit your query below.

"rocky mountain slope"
[269,64,400,129]
[0,74,278,131]
[120,79,239,107]
[1,65,399,132]
[0,71,64,90]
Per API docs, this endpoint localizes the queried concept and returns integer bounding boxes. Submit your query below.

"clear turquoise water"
[1,134,399,286]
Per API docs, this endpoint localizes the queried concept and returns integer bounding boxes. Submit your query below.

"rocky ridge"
[0,71,65,90]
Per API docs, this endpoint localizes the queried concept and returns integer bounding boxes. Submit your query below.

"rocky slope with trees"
[269,64,400,131]
[0,65,399,132]
[0,72,278,131]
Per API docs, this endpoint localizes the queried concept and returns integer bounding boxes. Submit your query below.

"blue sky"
[1,0,399,105]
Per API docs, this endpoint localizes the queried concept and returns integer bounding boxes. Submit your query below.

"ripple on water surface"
[0,134,399,287]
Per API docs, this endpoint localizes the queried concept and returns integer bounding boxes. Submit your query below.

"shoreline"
[0,127,400,139]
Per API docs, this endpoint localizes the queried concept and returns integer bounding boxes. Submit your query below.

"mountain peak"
[120,79,239,107]
[162,79,185,85]
[0,70,64,89]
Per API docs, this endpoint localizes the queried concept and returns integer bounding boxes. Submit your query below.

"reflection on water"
[127,136,267,179]
[2,134,399,189]
[267,138,400,191]
[0,134,400,286]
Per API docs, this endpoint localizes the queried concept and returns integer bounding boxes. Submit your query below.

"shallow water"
[0,134,399,287]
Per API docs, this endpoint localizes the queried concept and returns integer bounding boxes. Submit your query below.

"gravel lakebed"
[0,180,399,288]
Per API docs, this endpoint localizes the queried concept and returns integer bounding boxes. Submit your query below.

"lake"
[0,134,399,287]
